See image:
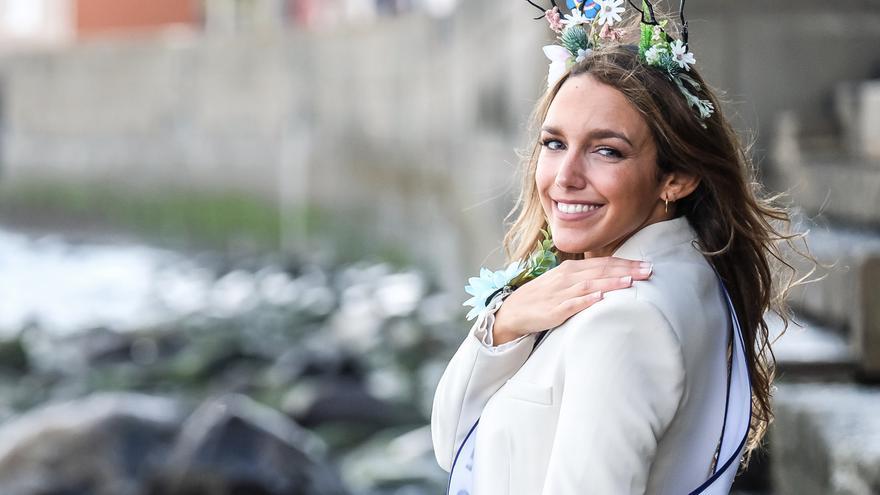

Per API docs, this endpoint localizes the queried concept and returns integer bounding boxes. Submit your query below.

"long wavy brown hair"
[502,43,816,465]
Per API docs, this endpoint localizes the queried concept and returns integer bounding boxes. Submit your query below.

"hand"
[491,257,653,345]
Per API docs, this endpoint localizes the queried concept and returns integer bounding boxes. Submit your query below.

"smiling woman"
[535,75,699,257]
[431,2,817,494]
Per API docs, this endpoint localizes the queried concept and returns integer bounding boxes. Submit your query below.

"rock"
[835,80,880,161]
[209,270,260,318]
[772,383,880,495]
[152,394,348,495]
[49,326,186,372]
[282,376,421,431]
[372,272,426,318]
[780,224,880,378]
[337,425,446,495]
[0,392,183,495]
[264,333,358,390]
[0,335,29,374]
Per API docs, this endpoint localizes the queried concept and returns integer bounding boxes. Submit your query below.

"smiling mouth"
[554,201,605,215]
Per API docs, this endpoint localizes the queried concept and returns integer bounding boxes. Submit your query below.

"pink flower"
[599,23,622,41]
[545,7,564,33]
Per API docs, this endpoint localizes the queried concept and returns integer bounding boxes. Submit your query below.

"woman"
[431,2,811,494]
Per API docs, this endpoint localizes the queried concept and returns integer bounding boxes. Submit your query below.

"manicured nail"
[639,265,653,275]
[640,262,652,268]
[620,275,632,284]
[591,291,603,300]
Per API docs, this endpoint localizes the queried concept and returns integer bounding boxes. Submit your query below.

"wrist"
[492,306,522,346]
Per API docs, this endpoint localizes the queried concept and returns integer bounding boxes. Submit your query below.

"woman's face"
[536,74,670,257]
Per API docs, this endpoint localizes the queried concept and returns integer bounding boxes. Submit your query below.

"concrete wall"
[0,0,878,289]
[0,3,546,289]
[686,0,880,148]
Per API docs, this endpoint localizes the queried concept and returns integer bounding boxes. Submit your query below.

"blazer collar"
[611,216,698,260]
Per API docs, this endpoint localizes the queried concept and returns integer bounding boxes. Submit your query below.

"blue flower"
[565,0,600,20]
[462,261,523,321]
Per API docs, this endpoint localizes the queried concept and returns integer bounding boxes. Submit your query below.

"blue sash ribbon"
[447,275,752,494]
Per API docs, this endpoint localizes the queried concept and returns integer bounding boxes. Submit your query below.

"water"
[0,227,280,336]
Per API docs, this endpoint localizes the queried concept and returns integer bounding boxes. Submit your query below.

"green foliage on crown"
[561,25,590,57]
[639,22,653,59]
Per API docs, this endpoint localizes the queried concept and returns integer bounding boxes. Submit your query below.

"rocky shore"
[0,229,461,494]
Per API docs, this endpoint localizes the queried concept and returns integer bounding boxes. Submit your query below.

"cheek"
[588,165,629,199]
[602,168,659,210]
[534,158,555,200]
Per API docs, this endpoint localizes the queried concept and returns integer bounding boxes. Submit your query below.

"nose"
[554,150,587,190]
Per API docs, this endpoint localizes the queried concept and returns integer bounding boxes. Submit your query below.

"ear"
[660,171,700,202]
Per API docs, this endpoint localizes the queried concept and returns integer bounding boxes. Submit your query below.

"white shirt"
[431,217,731,494]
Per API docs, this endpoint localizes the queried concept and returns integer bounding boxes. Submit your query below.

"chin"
[551,235,594,255]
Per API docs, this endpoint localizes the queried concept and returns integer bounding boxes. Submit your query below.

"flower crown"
[528,0,715,120]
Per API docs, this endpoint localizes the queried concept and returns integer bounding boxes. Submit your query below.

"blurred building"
[0,0,199,45]
[76,0,200,37]
[0,0,72,47]
[0,0,453,46]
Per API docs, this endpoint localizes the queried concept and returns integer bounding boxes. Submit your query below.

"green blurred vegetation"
[0,181,413,267]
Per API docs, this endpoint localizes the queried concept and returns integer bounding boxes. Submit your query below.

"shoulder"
[637,242,726,346]
[556,295,686,417]
[560,296,682,363]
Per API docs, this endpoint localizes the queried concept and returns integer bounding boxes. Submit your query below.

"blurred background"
[0,0,877,494]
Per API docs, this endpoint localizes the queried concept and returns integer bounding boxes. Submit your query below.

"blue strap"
[687,276,753,494]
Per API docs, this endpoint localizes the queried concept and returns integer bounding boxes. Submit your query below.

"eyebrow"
[541,126,634,147]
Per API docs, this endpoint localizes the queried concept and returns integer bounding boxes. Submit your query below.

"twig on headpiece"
[679,0,689,46]
[642,0,659,25]
[626,0,642,14]
[629,0,660,26]
[524,0,548,19]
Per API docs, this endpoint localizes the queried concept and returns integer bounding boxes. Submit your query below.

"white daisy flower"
[576,47,592,63]
[670,39,696,71]
[561,8,590,28]
[644,45,666,65]
[595,0,625,27]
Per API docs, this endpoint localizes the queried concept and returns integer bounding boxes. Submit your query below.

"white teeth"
[557,202,601,214]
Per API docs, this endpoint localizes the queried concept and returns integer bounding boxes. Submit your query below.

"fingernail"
[639,265,653,275]
[640,262,652,268]
[591,291,603,300]
[620,275,632,284]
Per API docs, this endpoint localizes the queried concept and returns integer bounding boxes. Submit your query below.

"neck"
[582,210,677,258]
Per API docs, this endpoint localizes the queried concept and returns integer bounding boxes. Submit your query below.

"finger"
[569,275,634,294]
[568,256,651,271]
[557,290,603,318]
[573,262,654,281]
[572,256,640,265]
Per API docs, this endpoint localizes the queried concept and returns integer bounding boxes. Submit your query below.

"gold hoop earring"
[664,197,669,213]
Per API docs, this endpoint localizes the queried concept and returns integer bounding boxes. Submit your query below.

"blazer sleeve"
[430,302,538,472]
[540,297,686,494]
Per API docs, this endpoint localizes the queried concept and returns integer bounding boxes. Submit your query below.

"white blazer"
[431,217,733,494]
